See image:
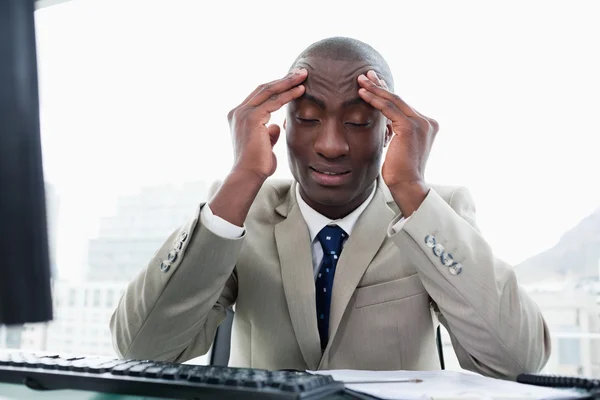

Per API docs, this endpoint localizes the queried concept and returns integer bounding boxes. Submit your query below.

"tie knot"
[316,225,347,256]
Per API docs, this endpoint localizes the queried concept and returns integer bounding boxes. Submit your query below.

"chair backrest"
[209,308,234,366]
[209,309,446,369]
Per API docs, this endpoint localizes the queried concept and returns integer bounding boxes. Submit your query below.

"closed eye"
[346,121,371,127]
[296,117,320,124]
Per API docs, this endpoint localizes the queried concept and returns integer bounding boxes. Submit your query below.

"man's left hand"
[357,70,439,216]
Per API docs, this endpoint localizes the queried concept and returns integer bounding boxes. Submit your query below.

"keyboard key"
[142,366,165,378]
[281,383,301,392]
[128,363,154,377]
[160,367,180,380]
[174,365,195,380]
[111,361,141,375]
[86,360,121,374]
[242,379,264,388]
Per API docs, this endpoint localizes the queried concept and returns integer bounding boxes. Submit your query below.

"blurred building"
[7,181,210,362]
[86,181,208,282]
[19,280,126,356]
[530,288,600,377]
[18,280,209,365]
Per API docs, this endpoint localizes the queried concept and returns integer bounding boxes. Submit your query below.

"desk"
[0,382,590,400]
[0,383,371,400]
[0,383,151,400]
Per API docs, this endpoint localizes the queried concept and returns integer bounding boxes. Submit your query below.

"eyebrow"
[301,93,367,110]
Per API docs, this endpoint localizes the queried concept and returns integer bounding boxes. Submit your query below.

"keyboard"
[0,352,345,399]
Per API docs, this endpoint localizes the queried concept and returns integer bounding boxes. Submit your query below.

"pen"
[343,378,423,384]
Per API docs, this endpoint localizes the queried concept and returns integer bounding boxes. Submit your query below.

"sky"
[33,0,600,281]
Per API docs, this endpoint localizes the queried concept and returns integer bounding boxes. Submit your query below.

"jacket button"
[449,262,462,275]
[160,261,171,273]
[432,243,444,257]
[441,251,454,266]
[424,235,436,248]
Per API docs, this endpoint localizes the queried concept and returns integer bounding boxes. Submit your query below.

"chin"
[302,181,355,206]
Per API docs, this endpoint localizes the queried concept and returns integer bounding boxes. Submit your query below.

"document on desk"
[310,370,584,400]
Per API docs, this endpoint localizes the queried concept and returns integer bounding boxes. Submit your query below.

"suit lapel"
[320,183,396,367]
[275,183,322,370]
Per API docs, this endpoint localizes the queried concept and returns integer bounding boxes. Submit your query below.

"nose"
[313,120,349,160]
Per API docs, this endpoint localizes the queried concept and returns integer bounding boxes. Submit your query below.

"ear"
[283,118,287,130]
[383,119,393,147]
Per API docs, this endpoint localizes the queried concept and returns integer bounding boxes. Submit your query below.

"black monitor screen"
[0,0,53,325]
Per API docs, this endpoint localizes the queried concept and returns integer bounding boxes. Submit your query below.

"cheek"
[286,124,314,147]
[349,130,386,163]
[286,126,310,164]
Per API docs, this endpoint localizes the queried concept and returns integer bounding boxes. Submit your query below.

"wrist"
[208,169,265,227]
[228,167,267,189]
[388,180,430,217]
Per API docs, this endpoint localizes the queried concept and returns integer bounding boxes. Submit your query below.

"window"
[559,338,581,366]
[68,288,76,307]
[93,289,101,307]
[4,327,23,349]
[16,0,599,377]
[106,289,114,308]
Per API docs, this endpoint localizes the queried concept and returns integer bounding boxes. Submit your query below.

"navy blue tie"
[315,225,346,350]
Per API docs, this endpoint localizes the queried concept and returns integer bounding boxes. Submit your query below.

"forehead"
[294,57,374,106]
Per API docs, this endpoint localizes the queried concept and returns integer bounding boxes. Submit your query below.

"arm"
[110,68,308,361]
[357,70,550,379]
[109,180,245,362]
[389,186,551,379]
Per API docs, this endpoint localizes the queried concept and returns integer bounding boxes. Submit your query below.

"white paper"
[310,370,584,400]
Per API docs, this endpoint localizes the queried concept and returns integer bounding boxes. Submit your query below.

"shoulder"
[207,177,294,223]
[254,178,295,209]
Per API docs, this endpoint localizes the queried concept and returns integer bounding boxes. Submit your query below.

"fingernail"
[291,67,306,74]
[358,74,368,81]
[367,70,379,80]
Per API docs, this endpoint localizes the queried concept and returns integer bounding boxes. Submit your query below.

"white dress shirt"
[295,185,375,279]
[200,184,375,279]
[200,182,408,279]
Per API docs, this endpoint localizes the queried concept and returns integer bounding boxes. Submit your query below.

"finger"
[358,87,411,124]
[260,84,305,114]
[247,68,308,107]
[267,124,281,147]
[239,68,306,107]
[364,72,439,134]
[358,73,416,118]
[366,70,385,87]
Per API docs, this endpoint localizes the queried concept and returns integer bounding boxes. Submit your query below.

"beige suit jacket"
[110,177,550,379]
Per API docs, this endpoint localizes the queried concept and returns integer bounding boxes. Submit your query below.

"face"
[284,57,393,218]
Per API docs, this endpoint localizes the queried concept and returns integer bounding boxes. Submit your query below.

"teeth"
[321,171,343,175]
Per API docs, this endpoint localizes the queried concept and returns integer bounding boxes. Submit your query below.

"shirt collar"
[296,183,377,243]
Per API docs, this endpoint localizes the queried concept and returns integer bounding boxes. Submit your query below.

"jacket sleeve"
[110,181,243,362]
[388,186,551,379]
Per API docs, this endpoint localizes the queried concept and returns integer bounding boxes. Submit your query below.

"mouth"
[309,166,352,186]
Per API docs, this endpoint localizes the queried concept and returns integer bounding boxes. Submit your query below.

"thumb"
[267,124,281,147]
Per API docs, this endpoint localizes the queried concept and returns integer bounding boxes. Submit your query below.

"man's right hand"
[208,68,307,227]
[227,68,308,180]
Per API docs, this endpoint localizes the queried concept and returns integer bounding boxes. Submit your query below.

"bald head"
[290,36,394,91]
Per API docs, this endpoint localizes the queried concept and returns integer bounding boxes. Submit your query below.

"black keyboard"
[0,352,345,399]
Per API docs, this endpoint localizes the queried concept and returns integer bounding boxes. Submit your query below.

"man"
[110,37,550,379]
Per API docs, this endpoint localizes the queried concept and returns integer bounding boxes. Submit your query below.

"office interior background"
[1,0,599,377]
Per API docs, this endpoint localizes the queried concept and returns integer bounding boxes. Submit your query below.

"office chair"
[209,310,446,369]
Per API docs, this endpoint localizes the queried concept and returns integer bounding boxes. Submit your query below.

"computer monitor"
[0,0,53,325]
